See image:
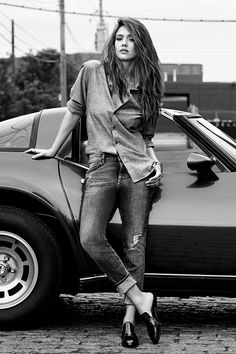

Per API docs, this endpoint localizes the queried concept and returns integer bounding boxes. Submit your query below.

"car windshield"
[191,118,236,160]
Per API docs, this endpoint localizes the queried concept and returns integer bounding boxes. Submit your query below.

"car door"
[146,170,236,276]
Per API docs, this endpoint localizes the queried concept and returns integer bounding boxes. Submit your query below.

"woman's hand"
[24,110,79,160]
[24,148,56,160]
[145,163,163,188]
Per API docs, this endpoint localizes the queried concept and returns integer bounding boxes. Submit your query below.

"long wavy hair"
[102,17,164,129]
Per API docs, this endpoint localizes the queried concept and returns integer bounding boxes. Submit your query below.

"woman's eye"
[129,38,134,42]
[116,37,122,41]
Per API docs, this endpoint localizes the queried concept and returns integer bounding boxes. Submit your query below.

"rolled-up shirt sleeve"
[140,123,156,148]
[67,64,88,116]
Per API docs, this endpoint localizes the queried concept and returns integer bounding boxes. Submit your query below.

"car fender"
[0,153,89,285]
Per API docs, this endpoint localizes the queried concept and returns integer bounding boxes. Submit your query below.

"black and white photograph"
[0,0,236,353]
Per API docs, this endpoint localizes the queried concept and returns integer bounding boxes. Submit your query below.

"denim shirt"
[67,60,157,183]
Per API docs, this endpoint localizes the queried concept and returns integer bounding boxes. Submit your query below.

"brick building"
[164,81,236,121]
[162,63,203,83]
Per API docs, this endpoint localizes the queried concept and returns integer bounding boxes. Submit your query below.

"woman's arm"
[25,109,80,159]
[146,146,163,187]
[147,146,161,164]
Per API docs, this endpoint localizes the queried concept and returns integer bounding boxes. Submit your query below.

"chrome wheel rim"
[0,231,38,309]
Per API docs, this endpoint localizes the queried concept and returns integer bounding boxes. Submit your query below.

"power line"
[0,7,9,19]
[0,8,52,48]
[0,23,59,58]
[65,21,87,52]
[13,23,60,55]
[0,31,58,62]
[15,22,50,48]
[0,2,236,23]
[0,32,82,68]
[0,31,11,44]
[0,21,10,33]
[0,12,85,60]
[65,22,80,47]
[0,8,47,46]
[0,8,60,57]
[0,21,39,49]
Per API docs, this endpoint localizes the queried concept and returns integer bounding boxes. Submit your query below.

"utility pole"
[95,0,108,52]
[59,0,67,106]
[11,19,15,76]
[99,0,104,26]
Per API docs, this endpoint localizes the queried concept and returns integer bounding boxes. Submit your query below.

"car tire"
[0,206,62,327]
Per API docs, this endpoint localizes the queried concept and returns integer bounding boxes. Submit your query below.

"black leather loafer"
[121,321,139,348]
[140,293,161,344]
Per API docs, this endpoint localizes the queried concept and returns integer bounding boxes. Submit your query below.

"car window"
[36,108,72,159]
[36,109,66,149]
[0,113,35,150]
[155,119,222,174]
[70,119,88,166]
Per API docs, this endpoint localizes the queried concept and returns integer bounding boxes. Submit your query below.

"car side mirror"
[187,152,219,181]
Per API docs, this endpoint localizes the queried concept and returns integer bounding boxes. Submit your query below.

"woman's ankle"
[123,305,136,324]
[135,292,153,315]
[123,317,135,324]
[125,286,153,314]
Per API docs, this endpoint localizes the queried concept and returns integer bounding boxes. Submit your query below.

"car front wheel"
[0,206,62,327]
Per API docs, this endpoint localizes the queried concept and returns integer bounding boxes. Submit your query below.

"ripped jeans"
[79,153,155,303]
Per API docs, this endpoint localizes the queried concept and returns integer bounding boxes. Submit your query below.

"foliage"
[0,49,77,121]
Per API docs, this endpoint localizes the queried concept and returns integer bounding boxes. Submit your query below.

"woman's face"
[114,25,137,64]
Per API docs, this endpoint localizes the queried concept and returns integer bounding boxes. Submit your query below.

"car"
[0,107,236,327]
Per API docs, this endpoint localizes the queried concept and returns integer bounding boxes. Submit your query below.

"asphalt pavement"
[1,293,236,354]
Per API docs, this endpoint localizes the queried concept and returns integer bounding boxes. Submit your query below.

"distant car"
[0,107,236,326]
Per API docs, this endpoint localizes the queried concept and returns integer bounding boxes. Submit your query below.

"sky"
[0,0,236,82]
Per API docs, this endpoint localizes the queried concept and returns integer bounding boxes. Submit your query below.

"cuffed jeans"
[79,153,155,302]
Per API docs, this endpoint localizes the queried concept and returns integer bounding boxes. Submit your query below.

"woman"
[27,17,164,348]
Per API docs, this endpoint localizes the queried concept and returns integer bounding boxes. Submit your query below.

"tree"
[0,58,18,121]
[0,49,77,121]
